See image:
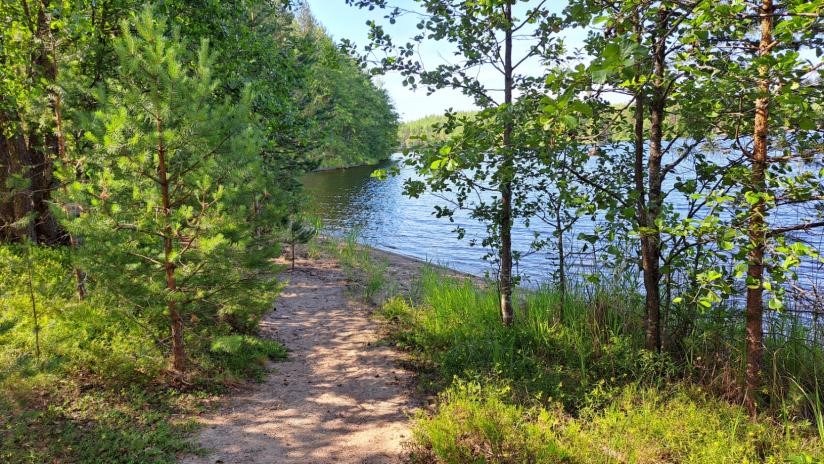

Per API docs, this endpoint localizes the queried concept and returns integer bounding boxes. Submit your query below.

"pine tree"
[66,6,281,375]
[285,217,317,271]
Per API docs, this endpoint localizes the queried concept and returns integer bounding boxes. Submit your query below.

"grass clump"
[383,269,824,463]
[208,335,287,381]
[323,230,393,304]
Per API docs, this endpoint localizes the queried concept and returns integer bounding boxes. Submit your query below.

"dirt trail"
[181,253,417,464]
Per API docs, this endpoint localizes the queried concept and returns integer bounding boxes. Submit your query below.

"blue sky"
[303,2,819,122]
[303,0,588,121]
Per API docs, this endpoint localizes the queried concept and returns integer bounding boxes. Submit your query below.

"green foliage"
[296,7,399,168]
[397,112,477,150]
[1,3,319,460]
[0,245,164,386]
[0,245,201,464]
[2,0,823,460]
[387,271,824,463]
[209,335,287,380]
[354,0,824,415]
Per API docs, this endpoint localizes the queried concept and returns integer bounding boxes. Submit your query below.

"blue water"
[302,156,824,300]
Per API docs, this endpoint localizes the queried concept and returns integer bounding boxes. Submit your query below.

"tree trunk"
[30,0,63,245]
[0,0,65,245]
[0,0,63,245]
[499,1,514,326]
[638,7,668,352]
[0,115,37,242]
[644,33,665,352]
[28,143,61,244]
[157,116,185,373]
[631,8,662,352]
[743,0,773,417]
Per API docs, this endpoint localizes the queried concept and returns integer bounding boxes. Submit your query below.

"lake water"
[302,156,824,299]
[303,159,524,280]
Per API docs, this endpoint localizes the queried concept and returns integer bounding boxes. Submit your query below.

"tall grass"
[382,268,824,463]
[676,299,824,416]
[791,377,824,450]
[325,229,392,304]
[382,268,667,407]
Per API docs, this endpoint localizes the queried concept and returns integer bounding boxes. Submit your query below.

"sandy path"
[181,254,417,464]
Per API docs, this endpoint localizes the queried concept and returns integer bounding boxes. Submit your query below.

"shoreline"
[367,243,482,281]
[316,235,484,292]
[312,158,390,172]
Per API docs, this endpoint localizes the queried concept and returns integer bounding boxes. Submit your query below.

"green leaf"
[797,118,815,130]
[430,159,447,170]
[768,296,783,310]
[744,191,761,205]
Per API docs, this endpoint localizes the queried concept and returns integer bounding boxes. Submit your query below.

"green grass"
[567,385,820,464]
[0,332,286,464]
[380,268,824,463]
[379,269,653,407]
[209,334,287,381]
[412,380,821,464]
[0,244,288,463]
[1,382,199,464]
[322,231,392,305]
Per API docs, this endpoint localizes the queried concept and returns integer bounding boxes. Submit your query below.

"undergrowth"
[380,268,824,463]
[1,383,199,464]
[0,245,287,463]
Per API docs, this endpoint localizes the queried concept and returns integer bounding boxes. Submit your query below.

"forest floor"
[180,246,424,464]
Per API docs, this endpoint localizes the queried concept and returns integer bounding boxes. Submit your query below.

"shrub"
[564,385,823,463]
[409,380,569,464]
[392,270,824,463]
